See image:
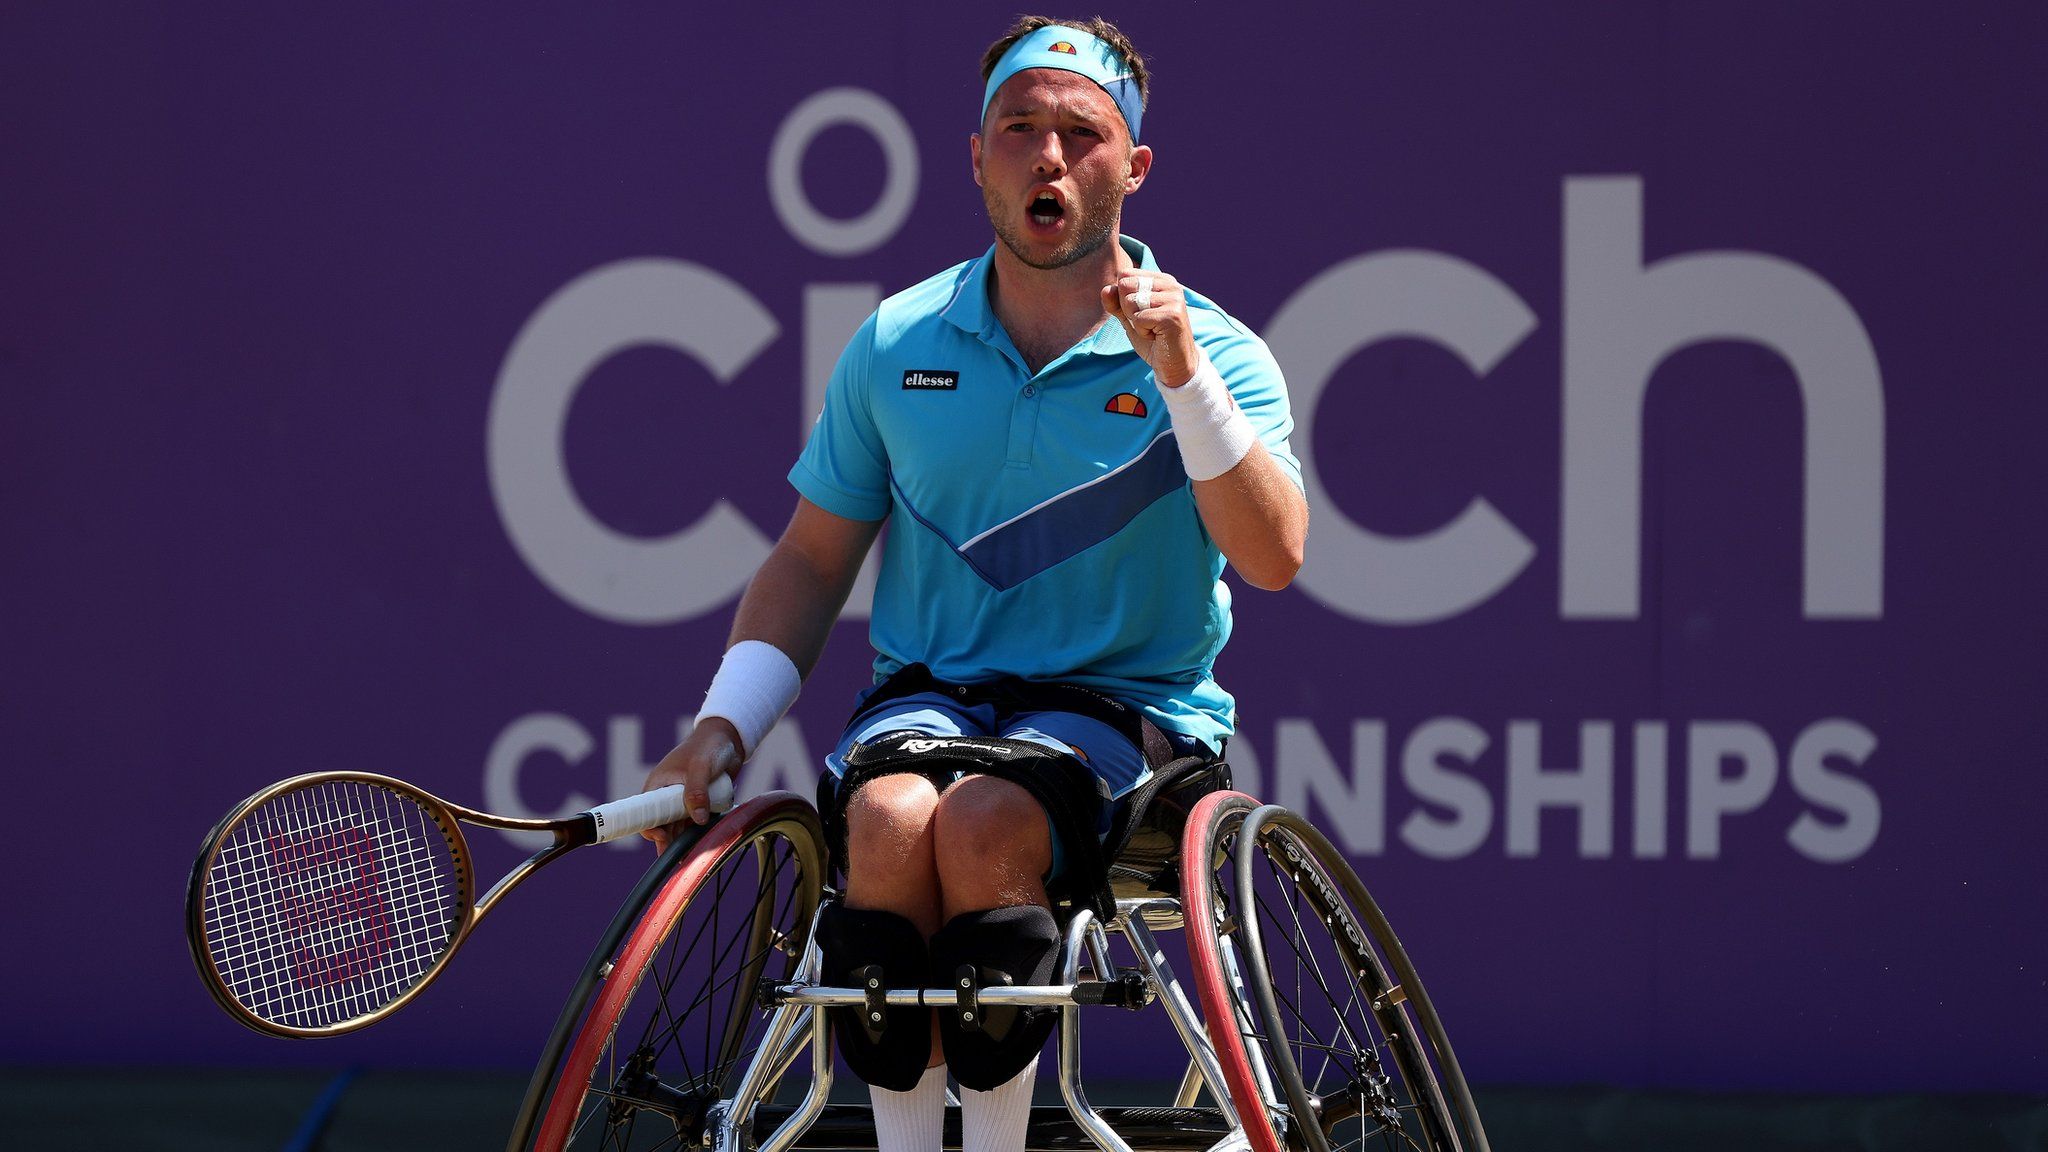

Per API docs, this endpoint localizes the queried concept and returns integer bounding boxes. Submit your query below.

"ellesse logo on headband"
[903,370,960,391]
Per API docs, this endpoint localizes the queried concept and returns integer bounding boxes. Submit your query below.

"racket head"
[186,772,477,1037]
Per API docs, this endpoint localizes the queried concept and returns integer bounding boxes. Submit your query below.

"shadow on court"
[2,1069,2045,1151]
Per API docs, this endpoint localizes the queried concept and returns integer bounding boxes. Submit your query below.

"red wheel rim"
[1179,790,1284,1152]
[532,793,814,1150]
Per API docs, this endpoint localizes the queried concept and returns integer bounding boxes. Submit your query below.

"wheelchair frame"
[727,897,1251,1152]
[507,791,1488,1152]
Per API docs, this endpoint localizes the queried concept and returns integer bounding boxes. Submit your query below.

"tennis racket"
[185,771,733,1038]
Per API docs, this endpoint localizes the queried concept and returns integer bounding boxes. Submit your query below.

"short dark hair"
[980,15,1150,110]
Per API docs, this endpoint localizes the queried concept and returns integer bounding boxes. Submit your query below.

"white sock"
[872,1061,947,1152]
[960,1056,1039,1152]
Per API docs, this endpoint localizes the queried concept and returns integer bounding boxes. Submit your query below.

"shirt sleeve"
[1204,326,1304,494]
[789,314,892,521]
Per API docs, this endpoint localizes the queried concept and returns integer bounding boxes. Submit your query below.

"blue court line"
[283,1065,362,1152]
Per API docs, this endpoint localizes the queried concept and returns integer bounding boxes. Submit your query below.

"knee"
[844,773,941,870]
[932,776,1053,879]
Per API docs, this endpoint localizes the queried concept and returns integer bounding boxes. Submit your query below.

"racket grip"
[586,776,736,844]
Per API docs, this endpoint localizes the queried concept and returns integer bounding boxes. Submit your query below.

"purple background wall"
[5,3,2044,1093]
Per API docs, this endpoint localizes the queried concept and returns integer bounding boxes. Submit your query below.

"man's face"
[972,69,1151,271]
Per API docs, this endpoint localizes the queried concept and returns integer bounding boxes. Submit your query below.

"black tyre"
[509,793,826,1152]
[1225,804,1487,1152]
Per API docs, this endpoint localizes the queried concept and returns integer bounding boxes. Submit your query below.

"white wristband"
[698,640,802,757]
[1158,350,1258,482]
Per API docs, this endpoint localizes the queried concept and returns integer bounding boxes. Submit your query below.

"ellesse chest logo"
[902,369,959,391]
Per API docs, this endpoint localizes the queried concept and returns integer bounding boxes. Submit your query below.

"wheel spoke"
[635,842,793,1091]
[1200,806,1476,1152]
[526,810,823,1150]
[638,844,802,1090]
[1253,881,1376,1087]
[632,856,751,1088]
[1272,864,1373,1066]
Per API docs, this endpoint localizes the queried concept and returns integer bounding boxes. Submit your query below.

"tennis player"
[642,16,1307,1152]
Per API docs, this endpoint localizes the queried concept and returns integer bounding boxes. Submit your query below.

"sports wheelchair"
[504,757,1490,1152]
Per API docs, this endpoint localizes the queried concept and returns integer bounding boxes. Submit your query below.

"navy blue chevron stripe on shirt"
[949,431,1187,591]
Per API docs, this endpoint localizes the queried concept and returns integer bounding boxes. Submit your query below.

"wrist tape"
[1159,350,1258,482]
[698,640,801,757]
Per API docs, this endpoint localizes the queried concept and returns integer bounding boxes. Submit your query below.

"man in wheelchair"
[639,15,1307,1152]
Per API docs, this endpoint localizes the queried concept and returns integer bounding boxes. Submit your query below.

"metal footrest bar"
[764,982,1147,1009]
[747,1104,1235,1152]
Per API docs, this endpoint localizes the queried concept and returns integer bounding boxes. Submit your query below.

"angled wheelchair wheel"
[509,793,826,1152]
[1182,794,1488,1152]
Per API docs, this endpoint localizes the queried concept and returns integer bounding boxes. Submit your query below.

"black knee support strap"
[821,663,1179,918]
[813,903,931,1091]
[828,730,1110,916]
[930,905,1062,1091]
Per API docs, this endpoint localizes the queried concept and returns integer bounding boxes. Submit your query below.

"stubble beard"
[985,179,1124,271]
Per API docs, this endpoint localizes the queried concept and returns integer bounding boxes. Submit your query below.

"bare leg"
[844,773,945,933]
[931,775,1054,918]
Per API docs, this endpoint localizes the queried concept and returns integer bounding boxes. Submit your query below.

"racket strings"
[203,779,462,1029]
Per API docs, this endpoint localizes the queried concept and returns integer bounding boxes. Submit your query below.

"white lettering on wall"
[769,88,919,257]
[479,94,1892,875]
[1562,175,1886,619]
[1272,719,1386,855]
[1399,718,1495,859]
[1199,714,1879,863]
[1785,719,1880,862]
[1632,720,1669,858]
[1506,720,1615,858]
[484,712,597,850]
[1267,253,1539,624]
[492,93,923,624]
[489,259,778,624]
[1265,176,1884,625]
[1686,721,1778,858]
[483,712,1880,861]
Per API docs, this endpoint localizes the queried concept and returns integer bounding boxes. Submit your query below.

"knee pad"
[930,905,1062,1091]
[813,902,931,1091]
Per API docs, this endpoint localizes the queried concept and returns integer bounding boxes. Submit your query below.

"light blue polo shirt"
[790,236,1301,750]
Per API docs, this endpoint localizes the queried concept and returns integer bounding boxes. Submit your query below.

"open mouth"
[1028,192,1065,227]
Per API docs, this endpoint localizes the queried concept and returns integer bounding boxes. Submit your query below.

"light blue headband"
[980,25,1143,142]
